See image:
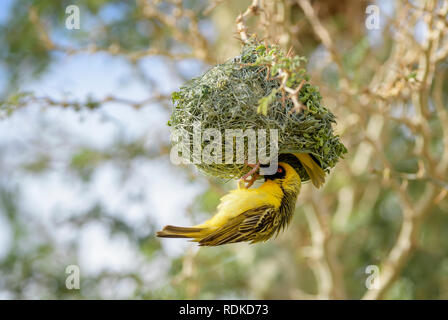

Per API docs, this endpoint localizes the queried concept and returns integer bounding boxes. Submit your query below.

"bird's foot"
[238,161,260,189]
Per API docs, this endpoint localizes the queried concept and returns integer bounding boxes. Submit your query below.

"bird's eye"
[277,167,283,173]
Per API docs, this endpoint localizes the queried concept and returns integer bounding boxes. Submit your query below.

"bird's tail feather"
[156,225,206,239]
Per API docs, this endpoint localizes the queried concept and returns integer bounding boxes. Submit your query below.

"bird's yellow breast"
[198,180,283,229]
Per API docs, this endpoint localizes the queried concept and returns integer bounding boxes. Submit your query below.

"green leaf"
[257,88,279,115]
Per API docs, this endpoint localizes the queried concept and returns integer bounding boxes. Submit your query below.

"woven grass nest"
[169,39,347,183]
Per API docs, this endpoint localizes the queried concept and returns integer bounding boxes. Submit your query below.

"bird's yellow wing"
[199,205,278,246]
[200,183,282,229]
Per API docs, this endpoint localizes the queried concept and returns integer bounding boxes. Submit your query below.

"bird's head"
[263,162,301,193]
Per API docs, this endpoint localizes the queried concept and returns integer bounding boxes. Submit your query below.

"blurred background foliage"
[0,0,448,299]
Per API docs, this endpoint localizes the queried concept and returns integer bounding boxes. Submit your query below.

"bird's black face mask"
[263,165,286,181]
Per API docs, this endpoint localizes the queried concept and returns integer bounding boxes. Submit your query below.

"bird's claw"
[238,161,260,189]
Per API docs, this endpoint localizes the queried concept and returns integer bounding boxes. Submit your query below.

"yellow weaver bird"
[157,153,325,246]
